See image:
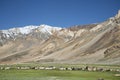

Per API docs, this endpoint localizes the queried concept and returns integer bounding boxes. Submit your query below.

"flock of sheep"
[0,66,120,72]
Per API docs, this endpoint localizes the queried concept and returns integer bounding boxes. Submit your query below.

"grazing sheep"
[88,67,93,71]
[30,67,36,69]
[93,67,97,71]
[39,66,45,70]
[59,67,66,70]
[0,67,4,70]
[20,66,30,70]
[116,69,120,72]
[45,67,53,70]
[98,78,104,80]
[71,67,75,70]
[97,68,103,72]
[77,68,82,70]
[17,67,21,70]
[67,67,72,70]
[85,66,89,70]
[34,67,39,70]
[52,66,56,70]
[82,67,86,71]
[105,68,110,72]
[5,67,10,70]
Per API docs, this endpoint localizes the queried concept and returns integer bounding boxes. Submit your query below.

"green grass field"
[0,70,120,80]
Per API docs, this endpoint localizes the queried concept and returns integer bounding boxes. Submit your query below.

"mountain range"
[0,10,120,65]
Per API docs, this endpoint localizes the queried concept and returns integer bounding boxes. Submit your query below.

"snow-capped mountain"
[0,10,120,64]
[1,24,62,37]
[0,24,62,46]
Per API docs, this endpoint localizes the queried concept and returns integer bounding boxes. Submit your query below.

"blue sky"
[0,0,120,29]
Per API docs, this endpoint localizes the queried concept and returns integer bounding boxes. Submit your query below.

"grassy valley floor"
[0,70,120,80]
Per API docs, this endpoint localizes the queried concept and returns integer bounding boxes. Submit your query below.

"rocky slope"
[0,10,120,65]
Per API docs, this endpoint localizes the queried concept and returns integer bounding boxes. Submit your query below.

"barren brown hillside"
[0,10,120,65]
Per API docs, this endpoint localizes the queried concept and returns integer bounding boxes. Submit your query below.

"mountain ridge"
[0,10,120,64]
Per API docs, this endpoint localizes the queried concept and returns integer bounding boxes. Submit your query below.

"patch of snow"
[38,24,62,34]
[19,25,39,34]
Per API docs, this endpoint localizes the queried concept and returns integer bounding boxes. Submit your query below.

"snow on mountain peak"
[19,25,39,34]
[1,24,62,38]
[2,25,39,36]
[38,24,62,34]
[40,24,62,30]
